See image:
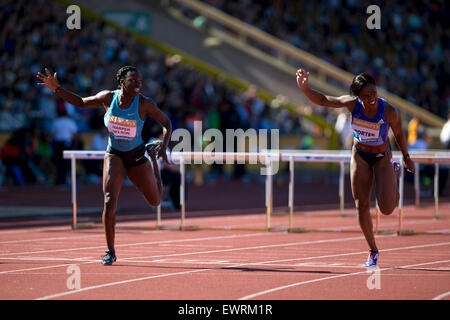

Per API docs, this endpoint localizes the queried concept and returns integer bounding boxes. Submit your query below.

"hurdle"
[280,150,450,234]
[64,150,450,233]
[170,151,279,231]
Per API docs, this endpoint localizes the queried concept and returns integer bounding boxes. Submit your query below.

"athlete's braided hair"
[349,73,376,97]
[116,66,138,89]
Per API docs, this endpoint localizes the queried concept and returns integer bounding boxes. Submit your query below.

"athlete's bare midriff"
[353,138,390,154]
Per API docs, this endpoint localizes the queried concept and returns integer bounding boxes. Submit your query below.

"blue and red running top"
[351,97,390,147]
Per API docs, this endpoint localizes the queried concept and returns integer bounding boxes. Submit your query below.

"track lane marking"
[34,238,450,300]
[432,291,450,300]
[0,234,104,244]
[0,232,269,256]
[0,234,364,275]
[239,256,450,300]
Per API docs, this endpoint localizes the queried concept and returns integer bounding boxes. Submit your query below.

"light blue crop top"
[104,90,144,151]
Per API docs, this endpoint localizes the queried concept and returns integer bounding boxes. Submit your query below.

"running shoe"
[392,160,400,173]
[101,251,116,265]
[146,139,162,157]
[364,249,379,267]
[392,160,400,185]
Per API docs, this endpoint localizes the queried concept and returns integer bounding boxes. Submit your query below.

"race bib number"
[107,116,137,140]
[352,118,380,143]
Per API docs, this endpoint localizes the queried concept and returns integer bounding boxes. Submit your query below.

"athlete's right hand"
[36,68,59,91]
[296,69,309,90]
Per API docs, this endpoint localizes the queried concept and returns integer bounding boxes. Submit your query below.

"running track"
[0,206,449,302]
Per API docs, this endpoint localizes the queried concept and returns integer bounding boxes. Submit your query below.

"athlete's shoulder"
[138,93,158,108]
[82,90,115,110]
[99,90,116,107]
[350,97,361,113]
[383,100,397,114]
[98,89,116,96]
[95,90,115,100]
[383,101,400,124]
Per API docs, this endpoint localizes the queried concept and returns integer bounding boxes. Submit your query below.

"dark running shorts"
[354,145,391,167]
[106,143,147,168]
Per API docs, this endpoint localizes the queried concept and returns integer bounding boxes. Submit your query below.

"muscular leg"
[127,155,162,207]
[374,155,399,215]
[102,153,126,254]
[350,151,377,252]
[149,153,163,197]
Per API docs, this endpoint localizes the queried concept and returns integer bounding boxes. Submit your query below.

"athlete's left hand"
[36,68,59,91]
[404,156,414,173]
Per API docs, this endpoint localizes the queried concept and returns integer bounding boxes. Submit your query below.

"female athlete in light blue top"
[296,69,414,267]
[104,89,145,152]
[37,66,172,265]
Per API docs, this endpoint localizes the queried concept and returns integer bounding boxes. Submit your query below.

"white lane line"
[251,241,450,266]
[2,233,448,276]
[33,235,367,299]
[3,232,447,300]
[0,234,104,244]
[118,235,368,261]
[0,262,95,275]
[0,232,269,256]
[239,257,450,300]
[35,240,450,300]
[36,267,216,300]
[432,291,450,300]
[1,236,365,275]
[0,227,70,235]
[0,232,275,274]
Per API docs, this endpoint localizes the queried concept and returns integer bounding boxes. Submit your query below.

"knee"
[355,199,371,214]
[378,194,399,215]
[148,195,161,207]
[378,204,395,215]
[103,191,118,212]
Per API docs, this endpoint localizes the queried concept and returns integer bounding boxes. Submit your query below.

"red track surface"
[1,205,449,301]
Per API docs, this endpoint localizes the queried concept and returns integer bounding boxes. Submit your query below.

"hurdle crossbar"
[63,150,450,232]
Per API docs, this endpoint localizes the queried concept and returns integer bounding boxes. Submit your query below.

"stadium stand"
[190,0,449,119]
[0,0,312,185]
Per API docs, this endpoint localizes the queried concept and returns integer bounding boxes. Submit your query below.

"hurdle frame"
[64,150,450,232]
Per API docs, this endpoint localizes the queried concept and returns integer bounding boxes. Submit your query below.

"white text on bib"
[352,118,380,143]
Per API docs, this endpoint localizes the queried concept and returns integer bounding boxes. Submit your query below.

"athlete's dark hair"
[349,73,376,97]
[116,66,138,88]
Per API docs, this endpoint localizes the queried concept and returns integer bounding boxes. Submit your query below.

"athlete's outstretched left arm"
[36,68,112,109]
[386,105,414,172]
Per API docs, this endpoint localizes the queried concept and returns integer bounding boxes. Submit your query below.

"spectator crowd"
[194,0,449,118]
[0,0,307,186]
[0,0,448,189]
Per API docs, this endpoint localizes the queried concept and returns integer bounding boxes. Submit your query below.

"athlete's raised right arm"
[296,69,357,111]
[37,68,111,109]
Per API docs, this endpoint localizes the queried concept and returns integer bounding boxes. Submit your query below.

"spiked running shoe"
[392,160,400,173]
[364,250,379,267]
[101,251,116,266]
[146,139,162,157]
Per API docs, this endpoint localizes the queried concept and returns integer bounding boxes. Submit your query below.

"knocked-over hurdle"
[64,150,450,233]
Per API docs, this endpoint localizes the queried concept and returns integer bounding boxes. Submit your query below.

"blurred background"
[0,0,449,221]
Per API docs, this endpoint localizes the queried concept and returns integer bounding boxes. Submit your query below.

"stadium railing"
[164,0,445,129]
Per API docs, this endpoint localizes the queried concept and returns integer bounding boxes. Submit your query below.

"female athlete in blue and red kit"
[296,69,414,267]
[37,66,172,265]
